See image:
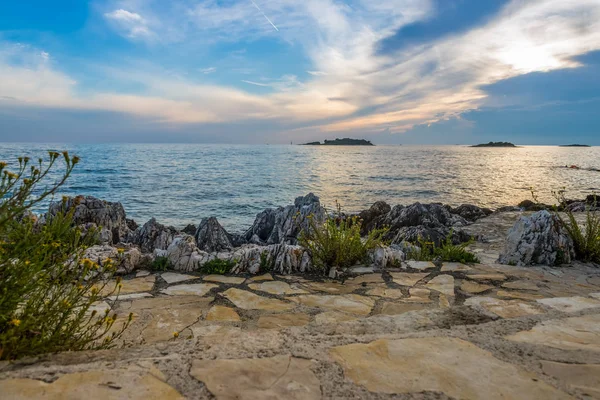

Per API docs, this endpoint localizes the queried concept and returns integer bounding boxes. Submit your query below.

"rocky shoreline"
[35,193,600,277]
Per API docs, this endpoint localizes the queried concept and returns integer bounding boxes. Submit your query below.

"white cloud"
[104,9,152,39]
[199,67,217,74]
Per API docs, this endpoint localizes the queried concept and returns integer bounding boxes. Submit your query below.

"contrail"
[250,0,279,31]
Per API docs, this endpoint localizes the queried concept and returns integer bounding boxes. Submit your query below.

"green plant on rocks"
[200,258,236,274]
[0,152,131,360]
[406,231,480,264]
[298,203,389,272]
[151,256,172,272]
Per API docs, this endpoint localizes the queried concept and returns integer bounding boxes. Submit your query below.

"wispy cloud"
[104,9,152,39]
[200,67,217,74]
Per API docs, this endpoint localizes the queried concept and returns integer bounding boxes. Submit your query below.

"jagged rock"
[230,244,312,275]
[368,247,405,268]
[182,224,197,235]
[498,210,575,266]
[48,195,130,244]
[496,206,521,212]
[358,201,391,235]
[393,225,471,246]
[126,218,138,231]
[83,245,143,274]
[195,217,233,252]
[567,202,586,212]
[450,204,492,222]
[244,193,325,245]
[130,218,179,253]
[155,235,209,272]
[517,199,551,211]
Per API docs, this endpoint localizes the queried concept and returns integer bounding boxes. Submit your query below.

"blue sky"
[1,0,599,144]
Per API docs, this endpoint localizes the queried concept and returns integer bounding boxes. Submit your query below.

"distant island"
[303,138,374,146]
[471,142,517,148]
[559,144,591,147]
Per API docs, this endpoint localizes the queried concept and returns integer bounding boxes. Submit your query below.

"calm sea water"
[1,143,599,232]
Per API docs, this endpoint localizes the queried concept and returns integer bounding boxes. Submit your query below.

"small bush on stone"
[0,152,131,360]
[200,258,236,274]
[407,232,480,264]
[259,251,273,272]
[298,204,389,272]
[151,256,171,271]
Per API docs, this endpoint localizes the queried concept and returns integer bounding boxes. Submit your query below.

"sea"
[1,143,599,233]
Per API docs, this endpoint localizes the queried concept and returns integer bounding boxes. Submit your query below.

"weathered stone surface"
[161,272,196,284]
[0,370,184,400]
[541,361,600,398]
[290,294,375,316]
[401,287,432,303]
[441,262,473,272]
[204,275,245,284]
[83,245,142,274]
[244,193,325,245]
[222,288,294,311]
[48,195,131,244]
[365,286,404,299]
[160,283,217,297]
[131,218,179,253]
[314,311,358,324]
[346,273,384,285]
[591,292,600,300]
[358,201,391,235]
[537,296,600,313]
[248,273,274,282]
[379,302,429,315]
[502,280,540,291]
[190,355,321,400]
[101,275,155,297]
[302,281,357,295]
[460,280,493,294]
[507,314,600,352]
[405,260,436,271]
[465,297,545,319]
[136,270,151,277]
[329,337,571,399]
[230,244,312,275]
[205,305,241,322]
[390,272,428,287]
[194,217,233,252]
[499,210,575,266]
[496,290,544,301]
[248,281,309,295]
[108,292,153,301]
[159,235,208,272]
[368,247,404,268]
[466,273,507,282]
[425,275,455,297]
[257,313,311,329]
[450,204,493,222]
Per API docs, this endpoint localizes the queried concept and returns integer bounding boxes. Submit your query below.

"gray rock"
[244,193,325,245]
[48,195,130,244]
[498,210,575,266]
[450,204,492,222]
[158,235,209,272]
[130,218,179,253]
[195,217,233,252]
[182,224,197,235]
[368,247,405,268]
[83,245,142,274]
[358,201,391,235]
[230,244,312,275]
[392,225,471,247]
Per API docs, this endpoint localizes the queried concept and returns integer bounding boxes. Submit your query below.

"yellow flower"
[24,260,31,266]
[10,319,21,327]
[173,331,179,338]
[117,248,125,254]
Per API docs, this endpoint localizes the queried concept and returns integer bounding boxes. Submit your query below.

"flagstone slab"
[88,301,111,315]
[401,287,432,303]
[289,294,375,316]
[161,283,217,297]
[101,275,156,296]
[203,275,246,285]
[537,296,600,313]
[425,275,455,297]
[502,281,540,291]
[460,280,493,294]
[257,313,311,329]
[347,273,385,285]
[591,293,600,300]
[108,292,153,301]
[465,297,545,319]
[466,273,507,282]
[379,302,430,315]
[314,311,359,324]
[329,337,571,399]
[365,286,404,299]
[190,355,321,400]
[136,270,151,277]
[541,361,600,398]
[507,314,600,352]
[497,290,545,301]
[405,261,436,271]
[248,273,274,282]
[161,272,196,284]
[302,281,357,294]
[389,272,428,287]
[0,370,184,400]
[205,305,241,322]
[248,281,309,295]
[222,288,294,311]
[441,262,473,272]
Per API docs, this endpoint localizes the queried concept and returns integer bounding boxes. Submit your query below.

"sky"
[0,0,599,145]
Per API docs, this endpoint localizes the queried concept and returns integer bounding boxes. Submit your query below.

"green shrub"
[151,256,171,272]
[0,152,131,360]
[552,191,600,263]
[200,258,236,274]
[259,251,273,273]
[298,204,389,272]
[406,231,480,264]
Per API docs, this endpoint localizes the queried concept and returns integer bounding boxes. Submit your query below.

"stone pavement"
[1,212,600,399]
